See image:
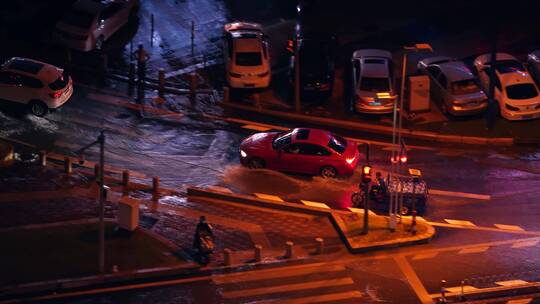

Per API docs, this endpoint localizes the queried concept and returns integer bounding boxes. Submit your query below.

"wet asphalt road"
[2,0,540,303]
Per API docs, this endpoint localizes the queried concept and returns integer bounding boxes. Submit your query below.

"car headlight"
[229,71,242,78]
[505,104,520,111]
[240,150,247,158]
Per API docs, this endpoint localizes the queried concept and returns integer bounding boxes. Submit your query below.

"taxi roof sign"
[409,168,422,177]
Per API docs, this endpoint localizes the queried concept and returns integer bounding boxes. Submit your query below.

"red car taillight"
[49,91,62,99]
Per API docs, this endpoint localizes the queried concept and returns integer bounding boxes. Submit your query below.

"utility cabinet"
[118,196,140,231]
[407,75,430,113]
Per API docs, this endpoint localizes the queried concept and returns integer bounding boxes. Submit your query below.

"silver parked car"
[528,50,540,86]
[351,49,396,114]
[417,56,487,116]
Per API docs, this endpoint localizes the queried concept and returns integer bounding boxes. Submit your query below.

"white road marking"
[511,240,540,248]
[458,246,489,254]
[494,224,525,231]
[445,285,478,293]
[255,291,363,304]
[411,252,438,260]
[254,193,284,202]
[444,219,477,227]
[507,298,533,304]
[301,200,330,209]
[221,278,354,299]
[495,280,530,287]
[164,58,219,78]
[241,124,272,132]
[347,207,376,215]
[430,189,490,200]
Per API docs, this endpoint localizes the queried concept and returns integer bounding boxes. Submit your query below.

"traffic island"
[332,212,434,253]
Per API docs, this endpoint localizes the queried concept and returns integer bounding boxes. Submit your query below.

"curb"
[220,101,515,146]
[187,187,435,254]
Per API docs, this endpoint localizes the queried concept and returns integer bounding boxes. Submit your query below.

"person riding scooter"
[193,216,215,264]
[369,172,387,203]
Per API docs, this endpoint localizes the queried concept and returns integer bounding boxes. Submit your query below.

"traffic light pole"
[362,181,370,235]
[294,33,301,113]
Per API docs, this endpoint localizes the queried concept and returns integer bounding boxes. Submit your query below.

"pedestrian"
[193,216,214,251]
[135,43,149,84]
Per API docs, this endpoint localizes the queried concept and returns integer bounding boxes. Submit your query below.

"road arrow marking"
[254,193,284,202]
[444,219,476,227]
[458,246,489,254]
[511,240,540,248]
[494,224,525,231]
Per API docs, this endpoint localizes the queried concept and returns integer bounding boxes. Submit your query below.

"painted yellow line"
[511,240,539,248]
[430,189,490,200]
[221,278,354,299]
[394,255,433,304]
[254,193,284,202]
[496,280,530,287]
[241,124,272,132]
[347,207,376,215]
[256,291,363,304]
[445,285,478,293]
[444,219,476,227]
[213,264,345,285]
[458,246,489,254]
[411,252,438,260]
[301,200,330,209]
[494,224,525,231]
[507,298,533,304]
[225,117,288,131]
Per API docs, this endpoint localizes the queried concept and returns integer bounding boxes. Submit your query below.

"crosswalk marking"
[494,224,525,231]
[301,200,330,209]
[241,124,272,132]
[511,240,539,248]
[411,252,438,260]
[444,219,476,227]
[430,189,490,200]
[255,291,363,304]
[221,277,354,299]
[458,246,489,254]
[507,298,533,304]
[212,264,345,285]
[254,193,284,202]
[495,280,530,287]
[445,285,478,293]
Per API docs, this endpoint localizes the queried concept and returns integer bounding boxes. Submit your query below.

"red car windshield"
[272,132,292,150]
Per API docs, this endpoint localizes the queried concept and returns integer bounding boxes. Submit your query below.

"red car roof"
[290,128,333,146]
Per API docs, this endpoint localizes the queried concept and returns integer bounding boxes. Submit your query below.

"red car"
[239,128,360,178]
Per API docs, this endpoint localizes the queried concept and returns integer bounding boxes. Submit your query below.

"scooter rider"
[193,216,214,251]
[375,172,387,194]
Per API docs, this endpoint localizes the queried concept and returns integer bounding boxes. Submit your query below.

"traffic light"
[361,165,372,183]
[400,154,408,163]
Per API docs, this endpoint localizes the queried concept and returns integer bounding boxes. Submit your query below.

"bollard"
[158,68,165,97]
[223,86,230,103]
[94,164,100,180]
[253,93,261,110]
[223,248,232,266]
[315,238,324,255]
[254,244,262,262]
[411,210,417,235]
[112,265,118,273]
[284,241,294,259]
[152,176,160,202]
[439,280,447,303]
[122,170,130,196]
[190,73,198,103]
[40,150,47,167]
[64,157,72,174]
[460,279,465,300]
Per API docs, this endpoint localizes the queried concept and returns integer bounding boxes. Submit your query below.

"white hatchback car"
[474,53,540,120]
[223,22,271,89]
[351,49,396,114]
[54,0,139,52]
[0,57,73,116]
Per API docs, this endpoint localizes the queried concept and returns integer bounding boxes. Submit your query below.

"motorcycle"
[351,184,385,207]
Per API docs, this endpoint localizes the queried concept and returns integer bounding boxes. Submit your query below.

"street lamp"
[77,130,106,274]
[389,43,432,231]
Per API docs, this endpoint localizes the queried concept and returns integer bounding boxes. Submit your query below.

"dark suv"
[289,33,337,103]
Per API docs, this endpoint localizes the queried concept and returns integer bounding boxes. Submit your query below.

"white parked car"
[54,0,139,52]
[474,53,540,120]
[418,56,487,116]
[223,22,271,89]
[0,57,73,116]
[351,49,396,114]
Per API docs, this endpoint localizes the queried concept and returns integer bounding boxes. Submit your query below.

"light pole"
[389,43,432,231]
[294,32,301,113]
[77,130,106,274]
